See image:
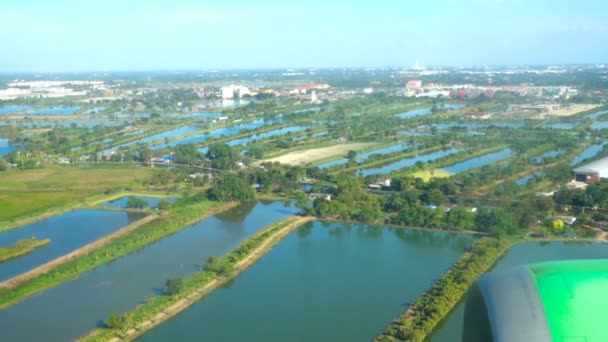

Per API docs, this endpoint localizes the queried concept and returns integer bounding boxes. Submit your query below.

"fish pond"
[396,103,465,119]
[318,144,412,169]
[0,105,33,114]
[226,125,308,146]
[28,106,80,115]
[443,148,513,174]
[100,196,178,209]
[360,148,462,177]
[139,220,475,342]
[0,201,297,342]
[0,210,145,281]
[570,142,607,166]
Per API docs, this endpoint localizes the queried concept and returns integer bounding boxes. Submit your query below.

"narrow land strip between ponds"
[83,215,314,342]
[0,191,180,233]
[0,201,238,309]
[0,215,158,289]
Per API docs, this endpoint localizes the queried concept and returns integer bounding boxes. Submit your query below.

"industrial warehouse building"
[573,156,608,183]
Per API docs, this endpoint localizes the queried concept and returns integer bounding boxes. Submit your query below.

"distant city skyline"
[1,0,607,72]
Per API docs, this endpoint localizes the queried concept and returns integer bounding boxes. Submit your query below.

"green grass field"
[410,169,453,181]
[0,166,158,224]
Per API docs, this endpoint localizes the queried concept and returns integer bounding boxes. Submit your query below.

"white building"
[221,85,251,99]
[310,91,318,103]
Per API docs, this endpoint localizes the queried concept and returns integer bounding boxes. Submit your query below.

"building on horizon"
[221,85,251,99]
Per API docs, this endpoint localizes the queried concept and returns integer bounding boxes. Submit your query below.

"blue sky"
[1,0,607,72]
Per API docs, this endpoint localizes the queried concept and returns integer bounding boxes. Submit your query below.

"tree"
[157,199,171,210]
[206,143,238,170]
[105,312,131,330]
[174,144,200,164]
[105,312,123,329]
[126,197,148,209]
[346,150,358,163]
[246,145,264,159]
[137,147,153,163]
[206,174,255,202]
[295,191,312,214]
[165,278,183,295]
[552,219,565,234]
[203,256,233,276]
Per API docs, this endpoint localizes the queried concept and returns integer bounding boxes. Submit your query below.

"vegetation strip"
[375,238,511,342]
[0,189,176,233]
[0,238,51,263]
[0,201,236,309]
[78,215,313,342]
[0,215,157,290]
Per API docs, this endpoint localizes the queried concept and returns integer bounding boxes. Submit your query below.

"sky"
[1,0,607,72]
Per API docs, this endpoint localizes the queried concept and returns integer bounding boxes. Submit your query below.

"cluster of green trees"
[206,143,239,170]
[376,238,510,342]
[125,197,148,209]
[202,256,233,276]
[554,181,608,210]
[105,312,132,330]
[300,171,561,236]
[206,174,255,202]
[300,177,384,223]
[164,278,183,296]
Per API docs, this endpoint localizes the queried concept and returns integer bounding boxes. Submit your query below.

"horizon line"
[0,63,607,75]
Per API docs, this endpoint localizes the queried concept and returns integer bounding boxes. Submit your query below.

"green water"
[139,221,474,342]
[429,242,608,342]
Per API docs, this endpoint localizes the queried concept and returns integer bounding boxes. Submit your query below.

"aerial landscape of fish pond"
[3,10,608,340]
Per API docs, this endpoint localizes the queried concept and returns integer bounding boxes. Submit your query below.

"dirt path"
[595,229,608,241]
[0,215,159,289]
[105,216,314,342]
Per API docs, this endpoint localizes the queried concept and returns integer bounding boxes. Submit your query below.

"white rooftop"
[573,155,608,178]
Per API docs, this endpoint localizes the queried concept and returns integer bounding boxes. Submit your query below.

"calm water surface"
[0,210,144,281]
[0,201,296,342]
[139,221,474,342]
[318,144,412,169]
[104,126,201,153]
[443,148,513,174]
[570,142,607,166]
[226,125,308,146]
[360,148,462,177]
[28,106,80,115]
[396,104,465,119]
[101,196,178,209]
[0,138,18,156]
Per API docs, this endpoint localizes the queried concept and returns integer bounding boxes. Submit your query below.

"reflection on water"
[0,210,144,281]
[0,201,297,342]
[139,221,473,342]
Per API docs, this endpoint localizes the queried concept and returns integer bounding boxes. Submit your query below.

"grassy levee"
[0,189,179,233]
[78,215,313,342]
[375,238,511,342]
[0,200,236,309]
[0,238,51,263]
[0,166,162,232]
